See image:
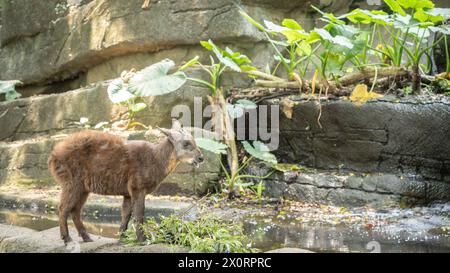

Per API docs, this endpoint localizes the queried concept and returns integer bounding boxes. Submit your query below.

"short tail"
[48,153,72,183]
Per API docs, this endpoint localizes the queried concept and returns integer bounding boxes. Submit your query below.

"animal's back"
[48,130,131,195]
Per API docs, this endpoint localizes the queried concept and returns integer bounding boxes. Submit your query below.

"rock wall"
[271,96,450,182]
[255,95,450,205]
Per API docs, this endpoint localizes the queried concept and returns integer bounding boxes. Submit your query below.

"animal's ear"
[171,119,182,130]
[156,127,172,139]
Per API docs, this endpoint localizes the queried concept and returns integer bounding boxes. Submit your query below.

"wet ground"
[1,200,449,253]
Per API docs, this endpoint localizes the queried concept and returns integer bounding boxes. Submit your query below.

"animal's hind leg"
[119,196,132,236]
[72,192,92,242]
[59,187,73,244]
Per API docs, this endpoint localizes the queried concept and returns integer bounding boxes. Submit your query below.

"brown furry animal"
[48,120,203,243]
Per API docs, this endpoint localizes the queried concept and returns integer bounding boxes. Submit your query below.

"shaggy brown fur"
[48,121,203,243]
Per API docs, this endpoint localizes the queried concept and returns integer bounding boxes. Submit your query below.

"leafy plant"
[196,138,276,197]
[123,214,257,253]
[0,80,22,101]
[107,59,188,129]
[240,10,317,81]
[345,0,450,93]
[239,1,450,95]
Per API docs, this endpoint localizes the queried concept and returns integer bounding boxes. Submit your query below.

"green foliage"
[0,80,22,101]
[195,138,228,154]
[129,59,187,97]
[240,0,450,93]
[242,141,277,165]
[123,214,257,253]
[106,59,188,129]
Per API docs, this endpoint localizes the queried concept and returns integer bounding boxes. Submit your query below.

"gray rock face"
[272,97,450,183]
[0,0,273,85]
[263,169,444,206]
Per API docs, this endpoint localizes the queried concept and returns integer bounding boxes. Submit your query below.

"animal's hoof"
[81,234,93,242]
[62,236,72,245]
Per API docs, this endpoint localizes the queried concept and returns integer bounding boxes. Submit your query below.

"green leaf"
[195,138,228,154]
[129,59,187,97]
[282,19,303,30]
[384,0,406,16]
[242,141,277,165]
[314,28,353,49]
[296,40,312,56]
[203,40,242,72]
[425,8,450,20]
[130,102,147,113]
[107,78,135,103]
[0,80,22,101]
[280,29,309,44]
[397,0,434,10]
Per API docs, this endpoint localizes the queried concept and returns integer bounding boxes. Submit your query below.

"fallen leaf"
[349,84,383,106]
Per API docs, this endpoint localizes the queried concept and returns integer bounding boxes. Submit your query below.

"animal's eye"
[183,142,191,148]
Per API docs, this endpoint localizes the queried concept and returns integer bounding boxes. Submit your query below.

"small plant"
[123,214,257,253]
[0,80,22,101]
[180,40,274,198]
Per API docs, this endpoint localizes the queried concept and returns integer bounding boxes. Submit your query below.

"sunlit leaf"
[384,0,406,16]
[130,102,147,113]
[195,138,228,154]
[107,79,135,103]
[296,40,312,56]
[282,19,303,30]
[129,59,187,97]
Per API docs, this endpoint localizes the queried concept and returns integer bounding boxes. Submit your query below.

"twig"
[245,70,285,82]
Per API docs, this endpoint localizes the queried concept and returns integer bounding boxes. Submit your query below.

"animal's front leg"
[119,196,132,237]
[132,191,146,243]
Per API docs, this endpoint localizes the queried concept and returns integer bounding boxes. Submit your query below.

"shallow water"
[243,217,450,253]
[1,205,449,253]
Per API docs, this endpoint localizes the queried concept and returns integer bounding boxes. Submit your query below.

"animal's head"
[157,119,204,168]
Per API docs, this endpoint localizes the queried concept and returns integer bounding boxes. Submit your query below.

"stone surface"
[0,80,214,141]
[263,167,446,206]
[0,226,116,253]
[271,96,450,183]
[0,0,276,86]
[96,243,188,253]
[0,223,36,243]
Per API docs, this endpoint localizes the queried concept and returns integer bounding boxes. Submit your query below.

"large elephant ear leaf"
[195,138,228,154]
[129,59,187,97]
[242,141,277,165]
[107,79,135,103]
